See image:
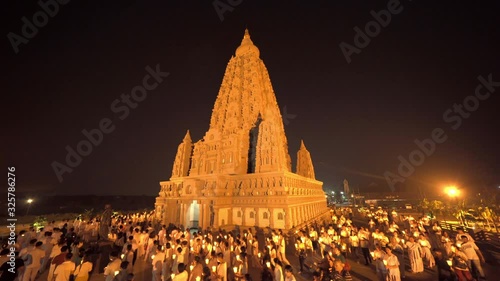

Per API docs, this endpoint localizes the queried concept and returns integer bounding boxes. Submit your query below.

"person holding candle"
[373,245,387,281]
[384,247,400,281]
[111,261,129,281]
[272,258,283,281]
[277,231,290,266]
[433,249,454,281]
[152,245,166,281]
[261,261,273,281]
[173,263,188,281]
[188,256,203,281]
[124,245,134,274]
[404,236,424,273]
[162,243,173,281]
[388,237,405,279]
[214,253,227,281]
[418,234,435,269]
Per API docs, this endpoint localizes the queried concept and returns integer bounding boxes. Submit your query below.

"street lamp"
[444,186,462,225]
[26,199,33,216]
[445,186,459,198]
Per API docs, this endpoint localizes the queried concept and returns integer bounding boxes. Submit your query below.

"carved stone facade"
[155,29,329,229]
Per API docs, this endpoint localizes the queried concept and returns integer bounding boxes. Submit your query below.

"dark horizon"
[3,1,500,197]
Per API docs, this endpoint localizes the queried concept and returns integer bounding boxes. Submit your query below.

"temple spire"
[183,130,191,142]
[300,139,306,150]
[296,140,316,179]
[235,29,260,57]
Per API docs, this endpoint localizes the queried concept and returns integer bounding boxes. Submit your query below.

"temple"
[155,29,329,229]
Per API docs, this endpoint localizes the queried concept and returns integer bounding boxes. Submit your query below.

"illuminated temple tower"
[155,29,329,229]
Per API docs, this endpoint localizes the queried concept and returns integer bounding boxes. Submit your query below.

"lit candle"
[329,251,332,256]
[195,277,201,281]
[171,273,175,280]
[114,271,120,276]
[120,254,125,259]
[172,254,176,259]
[212,266,217,272]
[446,259,452,266]
[231,246,234,251]
[295,243,298,249]
[151,255,155,259]
[190,265,194,271]
[224,235,227,239]
[383,260,387,266]
[266,261,271,268]
[342,245,346,250]
[233,266,238,273]
[370,252,374,257]
[258,253,261,258]
[236,255,240,261]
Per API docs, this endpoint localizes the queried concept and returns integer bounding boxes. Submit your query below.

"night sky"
[3,0,499,197]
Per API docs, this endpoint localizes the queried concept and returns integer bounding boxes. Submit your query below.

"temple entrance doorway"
[185,200,200,229]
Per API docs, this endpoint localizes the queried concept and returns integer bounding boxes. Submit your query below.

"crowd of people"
[0,206,490,281]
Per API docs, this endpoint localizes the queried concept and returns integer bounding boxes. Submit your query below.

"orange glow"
[445,186,459,197]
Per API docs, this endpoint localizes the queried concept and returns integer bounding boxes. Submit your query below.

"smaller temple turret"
[171,130,193,178]
[296,140,316,179]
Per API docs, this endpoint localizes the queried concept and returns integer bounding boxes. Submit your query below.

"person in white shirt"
[214,253,227,281]
[104,252,121,281]
[459,235,486,279]
[173,263,188,281]
[273,258,284,281]
[152,246,165,281]
[73,254,93,281]
[22,241,45,281]
[53,253,76,281]
[283,265,297,281]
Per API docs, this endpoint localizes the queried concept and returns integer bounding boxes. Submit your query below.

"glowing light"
[445,186,459,197]
[27,199,34,204]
